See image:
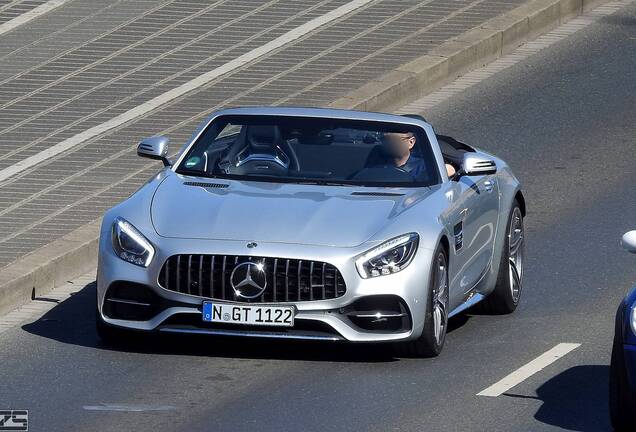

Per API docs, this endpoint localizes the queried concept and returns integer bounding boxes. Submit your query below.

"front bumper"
[97,235,435,343]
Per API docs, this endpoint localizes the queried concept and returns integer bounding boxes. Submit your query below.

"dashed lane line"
[0,0,376,184]
[83,404,177,412]
[477,343,581,397]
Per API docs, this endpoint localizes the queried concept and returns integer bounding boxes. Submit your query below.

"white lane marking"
[83,404,176,412]
[396,0,633,114]
[0,0,375,183]
[477,343,581,397]
[0,0,70,37]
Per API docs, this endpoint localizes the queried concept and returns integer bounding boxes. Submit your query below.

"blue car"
[610,231,636,431]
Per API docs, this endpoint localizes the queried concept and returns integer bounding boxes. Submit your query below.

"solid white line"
[0,0,70,37]
[0,0,374,183]
[476,343,581,397]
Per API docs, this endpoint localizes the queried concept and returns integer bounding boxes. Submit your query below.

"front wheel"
[396,244,449,358]
[480,201,524,314]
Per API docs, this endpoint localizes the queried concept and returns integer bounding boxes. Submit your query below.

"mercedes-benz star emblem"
[230,261,267,299]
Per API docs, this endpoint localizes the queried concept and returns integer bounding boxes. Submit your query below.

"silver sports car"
[96,107,525,357]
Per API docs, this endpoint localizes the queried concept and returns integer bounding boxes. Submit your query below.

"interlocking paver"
[0,0,529,268]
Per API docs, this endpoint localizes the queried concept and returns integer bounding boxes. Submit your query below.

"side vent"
[183,182,229,189]
[453,222,463,251]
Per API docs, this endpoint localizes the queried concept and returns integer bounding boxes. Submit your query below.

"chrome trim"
[157,327,343,341]
[350,312,407,319]
[106,298,152,307]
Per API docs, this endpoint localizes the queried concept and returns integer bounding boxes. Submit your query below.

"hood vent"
[351,191,404,197]
[183,182,229,189]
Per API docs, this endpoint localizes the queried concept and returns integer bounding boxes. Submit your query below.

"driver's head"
[382,131,416,159]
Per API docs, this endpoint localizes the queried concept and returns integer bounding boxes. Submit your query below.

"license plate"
[202,302,294,327]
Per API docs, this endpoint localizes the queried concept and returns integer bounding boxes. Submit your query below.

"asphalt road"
[1,3,636,432]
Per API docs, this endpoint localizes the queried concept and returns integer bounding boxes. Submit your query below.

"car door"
[449,172,499,295]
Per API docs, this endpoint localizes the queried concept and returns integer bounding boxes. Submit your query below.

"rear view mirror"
[137,136,170,166]
[459,153,497,176]
[622,231,636,254]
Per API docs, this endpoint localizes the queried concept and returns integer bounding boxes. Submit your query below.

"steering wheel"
[349,165,413,182]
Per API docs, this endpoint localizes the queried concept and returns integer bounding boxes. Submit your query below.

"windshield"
[175,115,440,187]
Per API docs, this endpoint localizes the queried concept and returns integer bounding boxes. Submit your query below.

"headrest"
[246,125,281,151]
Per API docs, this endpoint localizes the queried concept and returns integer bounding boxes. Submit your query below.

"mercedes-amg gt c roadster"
[96,107,525,357]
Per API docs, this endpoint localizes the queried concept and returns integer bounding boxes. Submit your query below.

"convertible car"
[96,107,525,357]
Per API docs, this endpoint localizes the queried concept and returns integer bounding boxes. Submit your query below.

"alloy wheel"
[508,207,524,303]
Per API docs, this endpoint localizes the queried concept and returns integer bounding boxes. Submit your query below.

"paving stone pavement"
[0,0,529,268]
[0,0,50,26]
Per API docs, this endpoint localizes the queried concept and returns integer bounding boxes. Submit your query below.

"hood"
[150,175,432,247]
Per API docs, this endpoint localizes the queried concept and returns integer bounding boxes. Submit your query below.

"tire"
[479,200,524,314]
[610,319,636,430]
[396,243,449,358]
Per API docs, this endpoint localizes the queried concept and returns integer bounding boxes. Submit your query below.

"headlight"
[356,233,419,278]
[112,217,155,267]
[631,305,636,336]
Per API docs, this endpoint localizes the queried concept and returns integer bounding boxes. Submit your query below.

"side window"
[216,123,242,140]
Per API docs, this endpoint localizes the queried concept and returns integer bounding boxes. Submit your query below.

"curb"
[0,0,613,317]
[0,220,99,316]
[327,0,610,112]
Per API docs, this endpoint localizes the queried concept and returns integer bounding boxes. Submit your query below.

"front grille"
[158,255,346,302]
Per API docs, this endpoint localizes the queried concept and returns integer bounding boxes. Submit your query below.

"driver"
[380,132,456,178]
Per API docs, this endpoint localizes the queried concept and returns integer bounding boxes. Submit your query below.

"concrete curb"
[0,220,99,316]
[0,0,614,317]
[327,0,611,112]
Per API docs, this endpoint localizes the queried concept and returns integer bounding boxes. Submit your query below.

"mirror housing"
[137,136,170,166]
[622,231,636,254]
[458,153,497,177]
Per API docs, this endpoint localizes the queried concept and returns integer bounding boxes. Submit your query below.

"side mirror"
[137,136,170,166]
[458,153,497,176]
[622,231,636,254]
